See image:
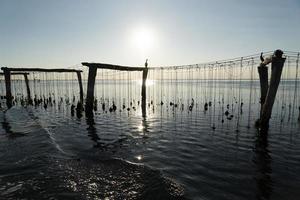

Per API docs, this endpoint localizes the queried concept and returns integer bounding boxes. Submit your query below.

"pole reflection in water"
[141,116,149,135]
[253,130,272,200]
[86,116,101,148]
[134,117,150,161]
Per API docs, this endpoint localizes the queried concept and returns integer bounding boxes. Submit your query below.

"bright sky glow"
[128,25,158,62]
[130,26,156,51]
[0,0,299,68]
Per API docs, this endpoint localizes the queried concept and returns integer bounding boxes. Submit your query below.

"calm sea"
[0,80,300,200]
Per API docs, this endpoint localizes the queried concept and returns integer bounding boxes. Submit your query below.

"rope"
[247,58,254,128]
[292,53,300,122]
[236,57,243,130]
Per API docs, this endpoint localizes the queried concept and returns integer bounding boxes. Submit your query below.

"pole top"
[274,49,283,58]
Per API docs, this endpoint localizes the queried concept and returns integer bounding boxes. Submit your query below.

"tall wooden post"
[85,66,97,117]
[23,73,32,104]
[141,68,148,117]
[258,66,268,117]
[2,68,12,108]
[76,71,84,104]
[260,55,286,128]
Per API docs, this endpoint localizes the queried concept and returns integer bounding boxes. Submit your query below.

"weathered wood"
[1,67,81,73]
[3,68,12,108]
[258,66,268,117]
[141,68,148,117]
[0,72,29,75]
[85,66,97,116]
[260,56,286,128]
[1,67,83,108]
[76,71,84,104]
[23,74,32,104]
[82,62,144,71]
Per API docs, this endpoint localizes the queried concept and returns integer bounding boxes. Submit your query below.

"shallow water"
[0,80,300,200]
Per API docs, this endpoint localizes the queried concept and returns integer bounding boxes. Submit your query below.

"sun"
[130,26,155,51]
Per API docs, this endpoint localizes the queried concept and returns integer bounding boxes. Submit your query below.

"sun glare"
[131,26,156,50]
[135,79,155,86]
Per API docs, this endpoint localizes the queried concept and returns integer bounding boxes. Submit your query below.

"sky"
[0,0,299,68]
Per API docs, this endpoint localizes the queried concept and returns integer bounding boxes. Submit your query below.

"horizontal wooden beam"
[82,62,145,71]
[1,67,82,73]
[0,72,29,75]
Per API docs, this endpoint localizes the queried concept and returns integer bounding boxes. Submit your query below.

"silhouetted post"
[141,59,148,117]
[85,66,97,117]
[2,68,12,108]
[260,50,286,128]
[76,71,84,104]
[258,65,268,117]
[23,73,32,104]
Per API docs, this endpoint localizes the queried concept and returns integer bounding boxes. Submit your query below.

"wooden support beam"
[85,66,97,117]
[76,71,84,104]
[0,72,29,76]
[3,68,12,108]
[82,62,144,71]
[1,67,81,73]
[260,55,286,128]
[23,74,32,104]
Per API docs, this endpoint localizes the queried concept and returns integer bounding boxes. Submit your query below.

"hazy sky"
[0,0,299,68]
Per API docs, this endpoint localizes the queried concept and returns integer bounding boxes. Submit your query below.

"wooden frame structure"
[0,72,31,104]
[81,62,148,117]
[1,67,83,109]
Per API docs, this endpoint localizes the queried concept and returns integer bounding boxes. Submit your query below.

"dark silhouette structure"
[257,50,286,130]
[142,59,149,117]
[82,62,147,117]
[1,67,83,109]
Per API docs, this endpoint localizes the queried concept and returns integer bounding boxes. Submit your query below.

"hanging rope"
[247,58,254,128]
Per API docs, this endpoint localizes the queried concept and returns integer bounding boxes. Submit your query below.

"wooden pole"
[23,73,32,104]
[141,67,148,117]
[76,71,84,104]
[3,68,12,108]
[258,65,268,117]
[85,66,97,117]
[260,55,286,128]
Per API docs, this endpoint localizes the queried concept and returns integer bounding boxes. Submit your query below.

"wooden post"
[76,71,84,104]
[23,73,32,104]
[85,66,97,116]
[3,68,12,108]
[260,55,286,128]
[258,65,268,117]
[141,68,148,117]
